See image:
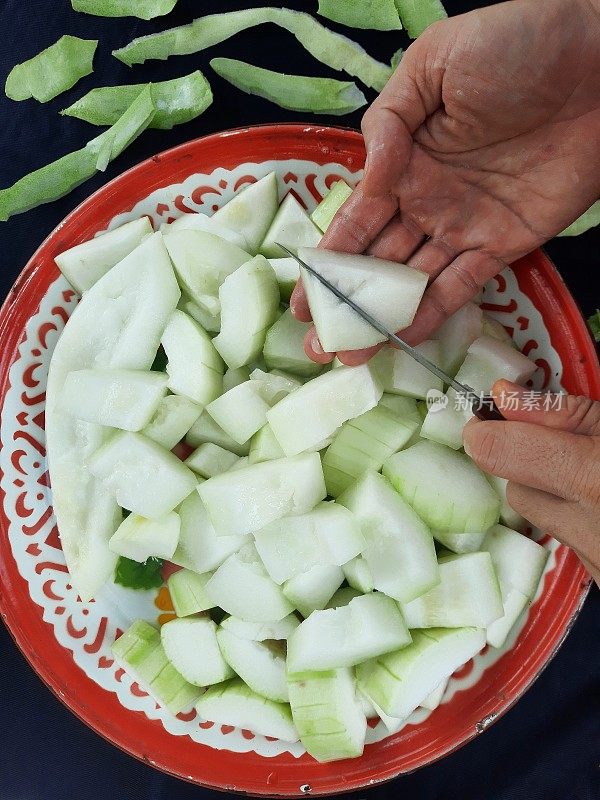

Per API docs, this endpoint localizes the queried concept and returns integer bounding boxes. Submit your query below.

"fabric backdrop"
[0,1,598,798]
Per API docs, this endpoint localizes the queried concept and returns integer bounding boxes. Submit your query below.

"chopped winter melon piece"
[310,180,353,233]
[267,364,382,456]
[268,257,300,300]
[460,335,537,390]
[342,556,374,593]
[288,668,366,762]
[161,617,234,686]
[220,614,300,641]
[288,594,411,673]
[217,629,288,702]
[298,246,427,352]
[167,568,214,617]
[178,295,221,333]
[432,303,483,375]
[211,172,279,255]
[213,255,280,369]
[142,394,202,450]
[486,585,530,648]
[205,382,270,445]
[168,211,248,248]
[283,565,344,618]
[263,308,323,378]
[186,411,250,457]
[419,392,468,451]
[432,529,487,554]
[249,424,285,464]
[420,678,449,711]
[483,524,548,600]
[326,587,362,608]
[205,544,294,622]
[383,440,501,533]
[486,474,526,530]
[371,340,443,399]
[482,314,515,345]
[88,431,197,518]
[109,510,180,561]
[222,365,251,393]
[198,453,326,537]
[378,393,421,425]
[339,472,438,603]
[260,193,322,258]
[197,678,299,742]
[249,368,302,403]
[58,368,168,431]
[185,442,239,478]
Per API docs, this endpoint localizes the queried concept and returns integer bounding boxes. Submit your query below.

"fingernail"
[312,336,324,355]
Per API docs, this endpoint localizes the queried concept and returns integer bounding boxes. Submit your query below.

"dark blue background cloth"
[0,1,599,798]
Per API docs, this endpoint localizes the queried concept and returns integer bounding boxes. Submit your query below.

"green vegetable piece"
[588,310,600,343]
[310,180,353,233]
[113,8,392,91]
[114,556,164,590]
[62,71,212,130]
[558,200,600,237]
[72,0,178,19]
[318,0,402,31]
[210,58,366,116]
[394,0,448,39]
[5,36,97,103]
[0,86,155,222]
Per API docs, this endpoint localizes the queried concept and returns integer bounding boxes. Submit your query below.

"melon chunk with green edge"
[178,295,221,333]
[420,677,449,711]
[287,593,411,673]
[167,568,214,617]
[186,411,250,456]
[310,180,353,233]
[342,556,374,593]
[249,424,285,464]
[267,364,382,457]
[168,210,248,249]
[249,368,302,402]
[212,255,280,369]
[88,431,197,518]
[142,394,202,450]
[482,314,515,345]
[171,490,250,574]
[197,678,299,742]
[109,510,180,561]
[378,393,421,425]
[298,246,427,353]
[419,391,468,451]
[432,302,483,376]
[222,365,251,393]
[459,335,537,391]
[198,453,326,537]
[184,442,239,478]
[338,472,439,603]
[371,340,443,399]
[399,552,503,628]
[254,502,365,584]
[288,668,366,762]
[212,172,279,255]
[432,529,487,554]
[483,524,548,600]
[268,257,300,300]
[326,587,362,609]
[217,628,288,702]
[112,620,202,714]
[486,474,526,530]
[220,614,300,641]
[161,617,234,686]
[356,627,486,719]
[260,193,322,258]
[161,310,223,406]
[383,440,501,533]
[283,564,344,617]
[205,543,294,622]
[205,382,271,445]
[263,308,323,378]
[486,585,530,648]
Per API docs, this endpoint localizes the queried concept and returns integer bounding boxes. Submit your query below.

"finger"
[462,417,596,502]
[319,183,399,254]
[366,214,425,262]
[303,327,336,365]
[336,342,384,366]
[290,277,311,322]
[579,555,600,588]
[406,238,461,280]
[493,380,600,435]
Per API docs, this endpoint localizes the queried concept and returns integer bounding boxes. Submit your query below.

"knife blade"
[277,243,504,422]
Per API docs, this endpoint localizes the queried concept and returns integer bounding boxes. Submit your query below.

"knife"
[276,244,504,422]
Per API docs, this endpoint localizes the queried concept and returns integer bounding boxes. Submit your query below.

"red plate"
[0,125,598,796]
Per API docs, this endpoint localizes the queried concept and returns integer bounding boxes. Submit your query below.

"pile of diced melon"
[48,174,548,764]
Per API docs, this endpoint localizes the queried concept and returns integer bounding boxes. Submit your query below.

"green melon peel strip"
[5,36,97,103]
[558,200,600,237]
[62,71,212,130]
[394,0,448,39]
[210,58,367,115]
[0,86,155,222]
[72,0,178,19]
[113,7,392,91]
[318,0,402,31]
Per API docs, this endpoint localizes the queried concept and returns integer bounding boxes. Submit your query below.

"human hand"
[463,379,600,587]
[292,0,600,365]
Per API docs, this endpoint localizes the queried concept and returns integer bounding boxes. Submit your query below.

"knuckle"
[470,425,507,474]
[562,395,600,435]
[449,261,481,298]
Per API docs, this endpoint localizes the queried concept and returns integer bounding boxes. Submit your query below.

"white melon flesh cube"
[268,257,300,300]
[459,335,537,391]
[206,381,271,445]
[186,411,250,457]
[220,614,300,641]
[482,524,548,600]
[161,617,234,686]
[419,391,468,451]
[420,677,449,711]
[112,620,202,714]
[212,172,280,255]
[185,442,239,478]
[178,295,221,333]
[109,511,180,561]
[486,474,526,530]
[88,431,197,518]
[326,587,362,609]
[217,628,288,702]
[58,369,168,431]
[263,308,323,379]
[371,340,443,399]
[55,217,153,294]
[206,544,294,622]
[482,314,515,345]
[310,180,353,233]
[213,255,280,369]
[168,210,249,249]
[338,472,439,603]
[196,678,299,742]
[254,502,365,584]
[383,441,501,533]
[229,456,249,471]
[198,453,326,537]
[283,565,344,618]
[378,393,421,426]
[357,689,379,720]
[142,394,202,450]
[267,364,382,456]
[171,490,249,573]
[433,303,483,375]
[486,585,530,648]
[167,568,215,617]
[298,246,427,353]
[260,193,322,258]
[161,310,224,406]
[288,668,366,762]
[342,556,374,593]
[400,552,503,628]
[356,627,486,719]
[222,365,251,393]
[249,424,285,464]
[432,529,487,554]
[287,594,411,673]
[249,368,302,403]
